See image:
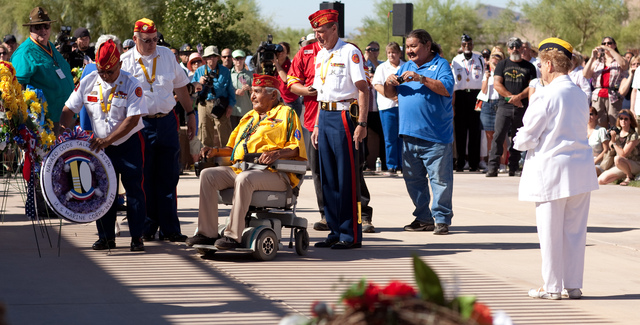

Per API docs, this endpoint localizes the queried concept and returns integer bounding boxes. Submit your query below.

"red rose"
[382,280,417,298]
[470,302,493,325]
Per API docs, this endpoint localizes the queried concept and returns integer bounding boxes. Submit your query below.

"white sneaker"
[478,160,488,170]
[561,288,582,299]
[498,164,507,173]
[528,288,561,300]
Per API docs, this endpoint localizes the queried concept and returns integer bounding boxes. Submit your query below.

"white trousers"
[535,192,590,293]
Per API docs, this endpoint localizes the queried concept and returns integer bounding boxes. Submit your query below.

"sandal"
[620,177,632,186]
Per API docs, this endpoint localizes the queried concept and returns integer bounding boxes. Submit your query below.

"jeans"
[402,135,454,225]
[380,107,402,170]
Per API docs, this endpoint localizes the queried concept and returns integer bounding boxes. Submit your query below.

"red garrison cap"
[252,74,280,88]
[133,18,157,33]
[308,9,338,28]
[96,39,120,70]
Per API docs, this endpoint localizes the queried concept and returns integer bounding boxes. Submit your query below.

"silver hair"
[95,34,122,53]
[265,87,282,101]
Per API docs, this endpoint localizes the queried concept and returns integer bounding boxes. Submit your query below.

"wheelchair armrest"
[214,156,232,166]
[269,159,307,174]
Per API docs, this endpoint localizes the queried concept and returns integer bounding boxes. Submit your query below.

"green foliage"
[162,0,251,51]
[412,254,445,306]
[477,5,518,47]
[519,0,628,52]
[0,0,164,44]
[449,295,477,320]
[350,0,482,61]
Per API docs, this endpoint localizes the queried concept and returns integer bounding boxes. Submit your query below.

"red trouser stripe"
[341,111,358,243]
[137,131,147,204]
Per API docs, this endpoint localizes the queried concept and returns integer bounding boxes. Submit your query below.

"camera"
[598,48,605,60]
[55,26,74,55]
[605,126,620,140]
[252,34,283,76]
[396,76,406,84]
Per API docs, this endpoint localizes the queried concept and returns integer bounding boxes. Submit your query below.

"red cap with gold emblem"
[308,9,339,28]
[252,74,280,88]
[96,39,120,70]
[133,18,157,34]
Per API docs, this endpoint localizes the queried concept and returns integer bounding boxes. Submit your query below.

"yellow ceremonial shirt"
[227,103,307,187]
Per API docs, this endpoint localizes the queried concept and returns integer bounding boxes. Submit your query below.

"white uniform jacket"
[312,39,367,102]
[65,70,148,145]
[120,46,190,115]
[451,53,484,91]
[513,75,599,202]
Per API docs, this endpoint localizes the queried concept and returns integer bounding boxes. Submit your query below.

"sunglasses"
[461,42,473,47]
[221,55,231,58]
[139,37,158,44]
[366,48,379,52]
[33,24,51,31]
[589,113,597,116]
[620,117,630,121]
[0,52,7,55]
[602,41,614,45]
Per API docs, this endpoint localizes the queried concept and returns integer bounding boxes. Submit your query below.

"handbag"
[474,99,483,112]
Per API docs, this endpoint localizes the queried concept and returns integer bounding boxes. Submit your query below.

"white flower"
[0,141,6,151]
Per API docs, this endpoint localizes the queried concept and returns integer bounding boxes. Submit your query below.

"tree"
[351,0,482,61]
[0,0,164,44]
[519,0,628,52]
[162,0,251,51]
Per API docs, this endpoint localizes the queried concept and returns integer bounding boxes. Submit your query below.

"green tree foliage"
[351,0,482,61]
[162,0,251,51]
[520,0,628,52]
[0,0,164,43]
[477,6,518,47]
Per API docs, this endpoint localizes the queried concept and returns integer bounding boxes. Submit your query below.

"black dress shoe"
[331,241,362,249]
[130,238,145,251]
[165,233,188,242]
[314,238,338,248]
[142,234,156,241]
[92,238,116,250]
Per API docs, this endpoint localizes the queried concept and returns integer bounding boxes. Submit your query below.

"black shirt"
[494,58,537,106]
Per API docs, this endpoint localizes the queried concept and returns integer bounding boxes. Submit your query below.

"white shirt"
[65,70,148,145]
[451,53,484,90]
[631,69,640,114]
[513,75,598,202]
[372,59,404,110]
[120,45,190,115]
[568,66,592,103]
[312,39,367,102]
[476,71,499,101]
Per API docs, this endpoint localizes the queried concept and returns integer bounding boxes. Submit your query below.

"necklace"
[138,56,158,92]
[99,83,117,121]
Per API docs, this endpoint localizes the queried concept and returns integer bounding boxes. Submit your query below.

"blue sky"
[255,0,513,36]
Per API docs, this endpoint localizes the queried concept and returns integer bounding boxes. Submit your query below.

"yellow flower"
[23,90,37,102]
[30,101,42,114]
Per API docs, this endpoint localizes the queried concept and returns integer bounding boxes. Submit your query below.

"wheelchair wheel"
[294,228,309,256]
[252,229,278,261]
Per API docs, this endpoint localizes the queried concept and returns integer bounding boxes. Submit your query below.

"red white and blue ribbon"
[57,126,93,144]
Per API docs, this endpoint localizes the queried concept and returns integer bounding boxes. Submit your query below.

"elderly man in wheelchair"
[186,74,307,251]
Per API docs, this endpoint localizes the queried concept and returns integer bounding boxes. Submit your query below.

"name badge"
[56,69,66,79]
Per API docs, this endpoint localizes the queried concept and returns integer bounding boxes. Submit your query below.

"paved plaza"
[1,170,639,324]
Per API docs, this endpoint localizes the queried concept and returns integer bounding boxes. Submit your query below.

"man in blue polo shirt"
[384,29,455,235]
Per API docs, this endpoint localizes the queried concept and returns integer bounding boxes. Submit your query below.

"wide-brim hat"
[23,7,57,26]
[203,45,220,58]
[187,52,203,71]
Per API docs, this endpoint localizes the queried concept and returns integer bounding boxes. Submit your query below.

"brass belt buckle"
[321,102,327,110]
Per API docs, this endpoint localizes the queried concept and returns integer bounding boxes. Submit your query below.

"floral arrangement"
[71,67,83,85]
[286,255,497,325]
[0,61,56,170]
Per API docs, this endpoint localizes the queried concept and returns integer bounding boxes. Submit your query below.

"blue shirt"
[191,63,236,107]
[396,54,454,144]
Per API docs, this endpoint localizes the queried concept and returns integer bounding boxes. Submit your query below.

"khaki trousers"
[197,167,289,242]
[198,101,232,148]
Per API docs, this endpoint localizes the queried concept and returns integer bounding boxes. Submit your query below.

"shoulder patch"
[294,129,301,140]
[135,87,143,97]
[352,53,360,64]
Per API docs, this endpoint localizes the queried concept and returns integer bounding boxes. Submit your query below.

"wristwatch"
[357,121,368,127]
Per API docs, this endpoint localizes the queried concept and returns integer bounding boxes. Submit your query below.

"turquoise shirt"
[11,38,74,122]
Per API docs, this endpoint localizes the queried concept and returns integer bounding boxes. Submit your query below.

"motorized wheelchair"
[192,156,309,261]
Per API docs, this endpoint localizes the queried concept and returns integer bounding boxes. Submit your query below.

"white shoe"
[498,164,507,173]
[528,288,561,300]
[561,288,582,299]
[478,160,487,170]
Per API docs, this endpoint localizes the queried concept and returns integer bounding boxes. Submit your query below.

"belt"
[144,113,169,119]
[320,100,355,111]
[456,89,480,93]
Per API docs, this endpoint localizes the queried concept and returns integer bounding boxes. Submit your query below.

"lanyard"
[463,57,474,81]
[320,53,334,85]
[99,83,117,114]
[30,36,58,67]
[231,114,268,159]
[138,56,158,91]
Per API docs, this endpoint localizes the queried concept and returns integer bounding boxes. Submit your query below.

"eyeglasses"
[620,117,630,121]
[461,42,472,47]
[221,55,231,58]
[366,48,379,52]
[33,24,51,31]
[589,113,597,116]
[602,41,614,45]
[97,67,119,77]
[139,37,158,44]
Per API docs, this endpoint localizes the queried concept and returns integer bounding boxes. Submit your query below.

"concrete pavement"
[1,170,639,324]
